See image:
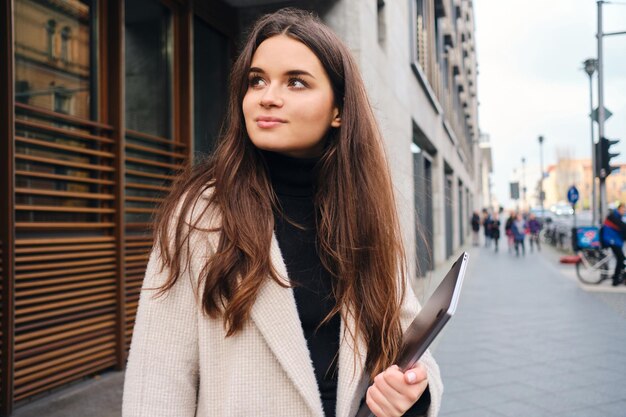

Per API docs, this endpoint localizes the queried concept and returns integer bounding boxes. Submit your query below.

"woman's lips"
[256,120,285,128]
[255,116,286,129]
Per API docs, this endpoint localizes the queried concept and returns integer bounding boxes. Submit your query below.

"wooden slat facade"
[12,102,119,402]
[1,0,237,414]
[123,130,187,352]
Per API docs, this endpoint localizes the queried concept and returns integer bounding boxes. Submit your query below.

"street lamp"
[538,135,545,220]
[521,157,526,211]
[583,58,598,224]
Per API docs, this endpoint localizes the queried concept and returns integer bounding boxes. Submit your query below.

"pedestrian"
[482,209,493,248]
[504,211,515,253]
[471,211,480,246]
[527,213,542,253]
[490,213,501,253]
[122,8,442,417]
[601,203,626,286]
[511,213,526,257]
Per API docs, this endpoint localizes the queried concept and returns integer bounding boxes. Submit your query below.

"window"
[61,26,71,62]
[377,0,386,45]
[53,87,71,114]
[15,0,96,119]
[125,0,174,138]
[193,17,230,158]
[15,80,30,104]
[46,19,56,59]
[414,0,427,70]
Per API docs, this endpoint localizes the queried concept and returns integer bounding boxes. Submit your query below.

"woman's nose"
[259,84,283,108]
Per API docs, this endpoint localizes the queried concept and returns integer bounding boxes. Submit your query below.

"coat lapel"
[336,308,369,417]
[250,234,324,417]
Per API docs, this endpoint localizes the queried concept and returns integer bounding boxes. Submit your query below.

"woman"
[511,213,527,257]
[505,211,515,253]
[471,211,480,246]
[490,213,501,253]
[122,8,442,417]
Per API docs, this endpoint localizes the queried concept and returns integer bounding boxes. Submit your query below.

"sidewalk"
[11,241,626,417]
[433,242,626,417]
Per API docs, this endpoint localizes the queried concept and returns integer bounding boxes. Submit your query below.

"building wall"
[324,0,480,273]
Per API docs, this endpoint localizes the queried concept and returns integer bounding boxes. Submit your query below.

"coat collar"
[250,233,367,417]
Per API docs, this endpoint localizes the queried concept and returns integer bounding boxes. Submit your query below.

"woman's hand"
[365,363,428,417]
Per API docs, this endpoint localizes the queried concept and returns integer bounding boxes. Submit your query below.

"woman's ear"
[331,107,341,128]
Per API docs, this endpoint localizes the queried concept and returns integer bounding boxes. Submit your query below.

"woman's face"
[242,34,341,158]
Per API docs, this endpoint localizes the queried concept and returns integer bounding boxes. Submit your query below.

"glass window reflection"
[14,0,96,120]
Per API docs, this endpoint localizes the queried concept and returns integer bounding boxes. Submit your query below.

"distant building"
[0,0,486,413]
[542,158,626,210]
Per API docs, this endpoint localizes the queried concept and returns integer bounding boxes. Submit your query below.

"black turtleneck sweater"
[263,150,340,417]
[262,150,430,417]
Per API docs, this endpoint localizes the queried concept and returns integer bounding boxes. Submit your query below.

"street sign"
[591,106,613,123]
[510,182,519,200]
[567,185,579,205]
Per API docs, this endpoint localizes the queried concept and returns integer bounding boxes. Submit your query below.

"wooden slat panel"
[126,169,175,181]
[16,237,115,246]
[125,196,164,203]
[16,271,115,289]
[16,136,115,158]
[15,188,114,200]
[16,243,115,254]
[125,143,186,159]
[14,97,119,405]
[15,170,115,186]
[15,205,115,214]
[15,341,115,378]
[15,300,115,326]
[15,103,113,131]
[15,119,115,144]
[124,103,188,359]
[14,357,116,402]
[16,223,116,230]
[16,251,116,263]
[15,320,114,350]
[16,264,114,280]
[126,182,169,192]
[126,129,186,148]
[125,156,182,170]
[16,293,116,316]
[15,154,115,172]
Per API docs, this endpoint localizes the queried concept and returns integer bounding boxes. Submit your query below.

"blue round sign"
[567,185,579,204]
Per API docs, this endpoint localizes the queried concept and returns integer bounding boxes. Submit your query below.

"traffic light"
[595,137,620,178]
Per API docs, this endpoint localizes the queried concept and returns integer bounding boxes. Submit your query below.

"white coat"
[122,197,443,417]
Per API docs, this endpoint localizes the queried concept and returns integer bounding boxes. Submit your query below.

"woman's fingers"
[403,363,428,385]
[366,364,429,417]
[367,384,395,417]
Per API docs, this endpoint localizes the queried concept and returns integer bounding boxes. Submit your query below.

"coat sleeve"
[400,281,443,417]
[122,242,200,417]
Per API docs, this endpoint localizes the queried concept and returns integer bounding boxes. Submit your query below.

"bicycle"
[573,226,622,285]
[575,247,614,284]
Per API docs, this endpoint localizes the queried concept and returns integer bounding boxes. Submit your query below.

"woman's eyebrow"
[249,67,316,79]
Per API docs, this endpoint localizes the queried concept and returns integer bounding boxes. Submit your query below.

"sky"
[473,0,626,209]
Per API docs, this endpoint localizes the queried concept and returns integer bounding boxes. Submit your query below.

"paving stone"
[485,399,553,417]
[434,244,626,416]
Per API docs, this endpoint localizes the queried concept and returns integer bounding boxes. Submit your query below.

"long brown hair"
[154,8,407,379]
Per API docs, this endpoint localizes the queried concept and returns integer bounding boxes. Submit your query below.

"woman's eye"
[288,78,307,89]
[248,76,266,88]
